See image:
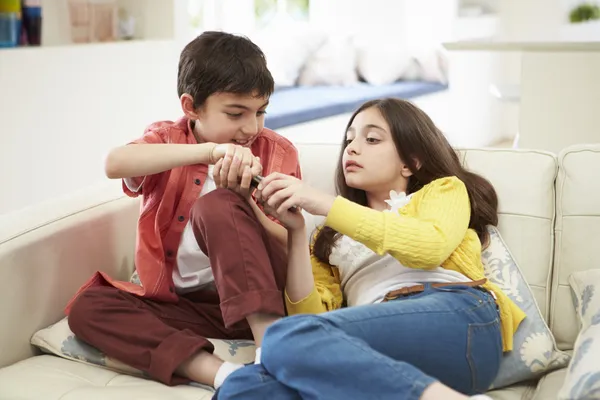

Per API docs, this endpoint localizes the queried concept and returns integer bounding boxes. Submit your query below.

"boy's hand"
[212,144,262,198]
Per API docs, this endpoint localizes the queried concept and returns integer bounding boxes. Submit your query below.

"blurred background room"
[1,0,599,217]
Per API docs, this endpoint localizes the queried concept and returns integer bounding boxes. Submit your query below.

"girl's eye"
[345,139,353,146]
[226,113,242,118]
[366,137,380,143]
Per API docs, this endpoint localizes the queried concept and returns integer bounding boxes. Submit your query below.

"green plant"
[569,2,600,23]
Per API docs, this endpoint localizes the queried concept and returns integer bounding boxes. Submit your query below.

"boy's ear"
[180,94,200,120]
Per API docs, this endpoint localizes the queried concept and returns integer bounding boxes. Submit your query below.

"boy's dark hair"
[177,31,274,108]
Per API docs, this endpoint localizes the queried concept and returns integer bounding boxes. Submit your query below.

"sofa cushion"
[552,144,600,350]
[484,226,569,389]
[31,295,256,380]
[0,355,213,400]
[534,369,568,400]
[486,382,537,400]
[558,270,600,399]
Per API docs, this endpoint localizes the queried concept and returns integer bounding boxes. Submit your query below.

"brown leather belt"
[382,278,489,302]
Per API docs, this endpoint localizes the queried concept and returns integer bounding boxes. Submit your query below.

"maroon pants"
[68,189,287,386]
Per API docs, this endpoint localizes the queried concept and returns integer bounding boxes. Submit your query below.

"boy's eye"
[257,110,267,116]
[226,113,242,118]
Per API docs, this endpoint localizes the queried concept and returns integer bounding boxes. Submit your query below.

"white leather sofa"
[1,143,599,399]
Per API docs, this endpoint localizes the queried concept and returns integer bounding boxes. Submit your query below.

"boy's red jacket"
[65,117,301,314]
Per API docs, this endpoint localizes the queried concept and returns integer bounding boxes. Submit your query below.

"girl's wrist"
[289,224,307,236]
[317,194,336,216]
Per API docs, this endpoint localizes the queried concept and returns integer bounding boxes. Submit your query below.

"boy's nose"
[242,120,260,136]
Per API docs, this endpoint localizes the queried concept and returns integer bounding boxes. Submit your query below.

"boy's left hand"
[213,149,262,199]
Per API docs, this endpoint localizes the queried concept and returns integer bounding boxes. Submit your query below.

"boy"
[65,31,301,390]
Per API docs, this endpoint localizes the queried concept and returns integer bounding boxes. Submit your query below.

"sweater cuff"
[325,196,366,237]
[285,288,325,315]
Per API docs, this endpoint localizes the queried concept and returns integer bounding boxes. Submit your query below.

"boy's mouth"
[232,139,251,146]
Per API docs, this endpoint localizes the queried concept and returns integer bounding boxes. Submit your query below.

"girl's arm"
[285,227,315,302]
[285,226,344,315]
[248,200,288,250]
[325,177,470,269]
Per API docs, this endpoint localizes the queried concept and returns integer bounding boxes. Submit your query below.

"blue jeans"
[214,284,502,400]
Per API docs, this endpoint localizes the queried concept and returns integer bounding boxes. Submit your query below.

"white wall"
[0,40,183,216]
[489,0,600,144]
[309,0,458,47]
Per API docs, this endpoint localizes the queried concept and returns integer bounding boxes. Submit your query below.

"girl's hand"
[257,173,336,219]
[259,195,306,231]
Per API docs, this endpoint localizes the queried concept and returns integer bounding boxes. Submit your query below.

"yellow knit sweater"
[285,176,526,352]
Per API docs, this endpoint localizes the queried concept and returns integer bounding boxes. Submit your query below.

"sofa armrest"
[0,196,139,368]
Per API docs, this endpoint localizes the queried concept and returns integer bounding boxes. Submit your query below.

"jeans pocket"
[432,285,488,307]
[467,317,502,394]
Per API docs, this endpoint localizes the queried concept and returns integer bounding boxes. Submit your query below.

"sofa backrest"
[1,142,593,370]
[0,193,139,368]
[460,148,558,321]
[296,143,559,322]
[550,144,600,350]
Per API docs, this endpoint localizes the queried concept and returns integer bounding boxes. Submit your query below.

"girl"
[214,98,526,400]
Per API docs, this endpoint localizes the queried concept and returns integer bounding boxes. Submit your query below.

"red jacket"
[65,117,301,313]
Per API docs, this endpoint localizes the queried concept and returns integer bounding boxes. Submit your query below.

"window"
[187,0,310,34]
[255,0,309,28]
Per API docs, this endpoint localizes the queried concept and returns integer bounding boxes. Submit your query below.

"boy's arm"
[105,143,216,180]
[107,125,225,198]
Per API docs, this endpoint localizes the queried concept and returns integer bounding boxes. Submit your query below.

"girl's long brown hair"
[312,98,498,264]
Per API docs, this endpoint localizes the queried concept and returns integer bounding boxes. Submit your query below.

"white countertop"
[443,40,600,52]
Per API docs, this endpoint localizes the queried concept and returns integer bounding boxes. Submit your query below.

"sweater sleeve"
[285,249,344,315]
[324,177,471,269]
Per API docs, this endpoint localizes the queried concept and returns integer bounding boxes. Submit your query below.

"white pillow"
[297,34,358,87]
[402,45,449,84]
[251,17,326,87]
[558,270,600,399]
[354,35,412,86]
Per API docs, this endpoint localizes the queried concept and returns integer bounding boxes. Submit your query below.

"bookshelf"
[4,0,182,49]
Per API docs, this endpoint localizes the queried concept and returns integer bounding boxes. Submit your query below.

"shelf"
[453,14,499,40]
[2,0,177,50]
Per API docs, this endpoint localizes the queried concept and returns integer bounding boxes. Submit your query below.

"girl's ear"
[400,157,420,178]
[180,94,200,120]
[401,164,414,178]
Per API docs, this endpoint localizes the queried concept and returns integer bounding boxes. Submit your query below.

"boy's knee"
[192,188,246,216]
[190,189,254,229]
[68,286,116,338]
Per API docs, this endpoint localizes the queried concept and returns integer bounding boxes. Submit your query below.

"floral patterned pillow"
[30,272,257,385]
[483,226,570,389]
[558,270,600,399]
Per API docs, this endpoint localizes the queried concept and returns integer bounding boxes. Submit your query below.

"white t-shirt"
[125,166,217,294]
